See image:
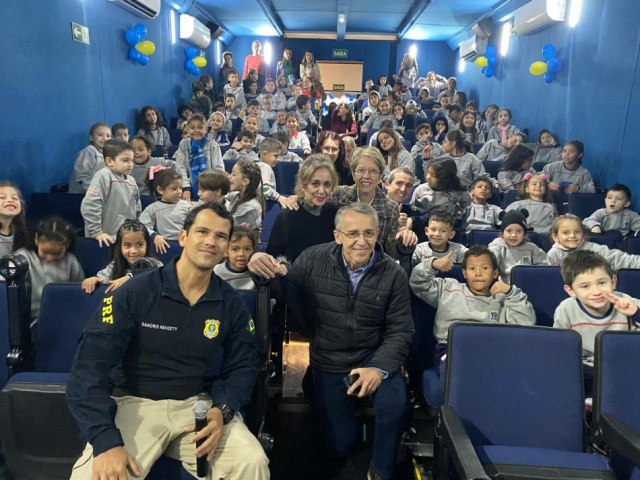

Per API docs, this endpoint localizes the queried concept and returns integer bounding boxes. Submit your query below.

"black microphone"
[193,400,210,478]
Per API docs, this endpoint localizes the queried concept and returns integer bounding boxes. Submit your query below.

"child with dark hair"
[213,227,257,290]
[137,106,172,152]
[223,69,247,110]
[411,156,471,218]
[0,181,28,257]
[295,94,317,130]
[196,170,230,205]
[208,111,231,149]
[410,244,535,406]
[441,129,487,188]
[476,132,527,162]
[413,211,468,263]
[431,117,448,144]
[187,81,213,119]
[486,108,520,143]
[532,129,561,165]
[583,184,640,237]
[111,123,129,142]
[497,144,535,193]
[544,140,596,194]
[15,216,84,318]
[361,97,397,134]
[271,131,302,163]
[223,128,260,162]
[479,104,499,137]
[258,138,288,206]
[130,136,174,196]
[459,111,484,144]
[69,122,112,193]
[177,104,193,130]
[462,177,502,234]
[225,161,263,232]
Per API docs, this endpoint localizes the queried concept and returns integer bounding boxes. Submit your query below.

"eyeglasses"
[321,146,340,154]
[354,168,381,177]
[337,230,377,240]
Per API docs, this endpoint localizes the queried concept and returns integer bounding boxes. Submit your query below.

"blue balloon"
[185,47,198,60]
[137,54,149,66]
[547,57,561,73]
[487,56,497,67]
[128,47,141,61]
[125,29,141,46]
[485,45,496,57]
[542,43,556,61]
[485,67,495,78]
[133,23,147,39]
[480,67,487,74]
[543,72,555,83]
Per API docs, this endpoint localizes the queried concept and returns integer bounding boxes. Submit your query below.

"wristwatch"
[212,403,235,424]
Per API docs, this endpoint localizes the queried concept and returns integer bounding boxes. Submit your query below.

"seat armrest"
[439,405,491,480]
[600,412,640,466]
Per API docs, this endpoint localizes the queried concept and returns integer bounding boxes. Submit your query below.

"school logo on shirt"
[521,256,531,265]
[203,319,220,339]
[489,311,499,322]
[247,317,256,335]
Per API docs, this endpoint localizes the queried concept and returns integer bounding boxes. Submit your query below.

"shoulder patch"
[247,317,256,335]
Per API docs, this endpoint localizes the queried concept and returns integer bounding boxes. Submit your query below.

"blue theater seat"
[155,240,183,266]
[626,236,640,255]
[616,269,640,299]
[260,200,281,248]
[567,192,606,220]
[510,265,565,327]
[438,323,614,479]
[223,159,236,173]
[273,162,299,195]
[482,160,503,179]
[29,193,85,230]
[73,237,110,277]
[0,282,8,388]
[365,128,378,145]
[469,229,500,246]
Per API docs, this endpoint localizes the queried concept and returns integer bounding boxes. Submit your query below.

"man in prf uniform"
[66,202,270,480]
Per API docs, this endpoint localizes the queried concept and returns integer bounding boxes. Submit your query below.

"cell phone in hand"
[343,373,360,394]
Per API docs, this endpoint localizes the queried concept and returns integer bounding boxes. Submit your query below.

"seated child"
[258,138,288,206]
[361,90,380,121]
[208,112,230,149]
[225,160,263,232]
[583,184,640,237]
[82,220,162,294]
[413,211,468,263]
[548,214,640,269]
[195,169,230,205]
[486,108,520,143]
[488,210,548,283]
[80,139,140,247]
[242,114,266,146]
[285,114,311,155]
[0,181,28,257]
[269,110,287,135]
[139,169,192,253]
[286,84,303,111]
[177,104,193,129]
[224,128,260,162]
[111,123,129,142]
[497,144,535,193]
[259,94,276,122]
[15,217,84,318]
[506,173,556,235]
[295,95,318,131]
[223,69,247,110]
[411,157,471,218]
[272,132,303,163]
[462,177,502,234]
[554,250,640,396]
[543,140,596,194]
[531,129,561,165]
[130,136,174,196]
[69,122,112,193]
[410,245,536,406]
[245,99,270,132]
[137,106,172,153]
[213,227,257,290]
[361,97,397,134]
[476,133,527,162]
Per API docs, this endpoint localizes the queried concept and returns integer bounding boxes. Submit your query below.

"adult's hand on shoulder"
[248,252,282,279]
[93,446,140,480]
[282,195,300,211]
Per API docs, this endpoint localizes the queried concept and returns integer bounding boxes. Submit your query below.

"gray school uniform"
[288,131,311,152]
[377,85,391,98]
[583,208,640,236]
[136,127,171,148]
[278,151,303,163]
[486,124,520,143]
[383,150,416,181]
[0,234,14,258]
[547,241,640,270]
[497,168,535,193]
[554,294,640,366]
[259,92,286,111]
[410,184,471,217]
[286,97,297,111]
[530,144,561,165]
[130,157,175,196]
[174,138,224,190]
[446,152,487,188]
[412,241,468,263]
[463,202,502,233]
[69,145,104,193]
[260,110,276,122]
[411,139,443,158]
[476,139,507,162]
[295,109,316,130]
[506,199,555,235]
[81,168,141,238]
[223,84,247,109]
[488,237,549,283]
[269,122,287,135]
[257,162,280,201]
[542,162,596,193]
[362,112,398,131]
[139,200,192,240]
[225,192,262,232]
[14,248,84,318]
[222,148,260,162]
[96,258,163,282]
[410,259,536,344]
[213,262,255,290]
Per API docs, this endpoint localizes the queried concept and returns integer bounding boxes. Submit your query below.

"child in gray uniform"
[15,216,84,319]
[413,211,468,264]
[497,144,535,193]
[0,181,28,258]
[69,122,112,193]
[462,177,502,234]
[213,227,257,290]
[130,136,174,196]
[80,139,141,247]
[488,210,548,283]
[139,169,192,254]
[223,129,260,162]
[225,161,263,233]
[361,98,398,134]
[554,250,640,396]
[583,184,640,237]
[543,140,595,194]
[506,173,556,235]
[410,245,536,406]
[486,108,520,143]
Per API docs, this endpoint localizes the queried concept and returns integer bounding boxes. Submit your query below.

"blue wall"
[0,0,204,197]
[456,0,640,197]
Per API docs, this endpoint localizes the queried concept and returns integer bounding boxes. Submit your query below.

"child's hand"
[421,143,433,159]
[432,251,454,272]
[591,226,603,234]
[603,291,638,317]
[82,276,103,294]
[106,275,131,293]
[182,191,192,201]
[547,181,561,192]
[96,233,115,248]
[154,235,170,254]
[490,276,511,297]
[566,183,579,194]
[277,195,288,207]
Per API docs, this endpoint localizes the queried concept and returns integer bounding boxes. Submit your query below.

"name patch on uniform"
[203,319,220,339]
[489,311,499,322]
[247,318,256,335]
[102,296,114,324]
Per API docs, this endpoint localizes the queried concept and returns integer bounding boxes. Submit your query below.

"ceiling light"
[338,13,346,23]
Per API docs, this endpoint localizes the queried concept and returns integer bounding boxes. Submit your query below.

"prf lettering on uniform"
[102,296,114,324]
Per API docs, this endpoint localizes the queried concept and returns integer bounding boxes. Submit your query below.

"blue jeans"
[311,365,409,478]
[422,343,448,408]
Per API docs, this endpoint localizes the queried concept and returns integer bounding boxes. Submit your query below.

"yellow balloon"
[529,61,548,76]
[475,56,488,68]
[134,40,156,56]
[193,56,207,68]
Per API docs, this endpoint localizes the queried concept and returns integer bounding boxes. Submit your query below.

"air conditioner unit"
[513,0,566,36]
[108,0,160,19]
[459,36,487,61]
[180,14,211,49]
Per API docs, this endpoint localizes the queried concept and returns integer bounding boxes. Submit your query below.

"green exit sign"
[332,49,348,59]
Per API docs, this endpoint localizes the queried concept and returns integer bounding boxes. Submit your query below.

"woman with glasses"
[314,130,353,186]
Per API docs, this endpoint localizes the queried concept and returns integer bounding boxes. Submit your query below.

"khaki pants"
[70,394,270,480]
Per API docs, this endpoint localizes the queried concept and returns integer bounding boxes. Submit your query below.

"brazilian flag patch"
[247,317,256,335]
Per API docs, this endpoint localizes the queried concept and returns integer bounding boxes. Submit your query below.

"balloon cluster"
[125,23,156,65]
[474,45,498,78]
[185,47,207,76]
[529,44,561,83]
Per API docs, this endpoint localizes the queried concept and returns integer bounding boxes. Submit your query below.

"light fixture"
[568,0,583,28]
[409,44,418,59]
[500,21,512,56]
[338,13,346,23]
[458,57,466,73]
[264,42,272,64]
[170,9,176,45]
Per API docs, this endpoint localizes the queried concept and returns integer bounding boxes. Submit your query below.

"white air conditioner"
[459,36,487,61]
[513,0,566,36]
[179,14,211,49]
[108,0,160,19]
